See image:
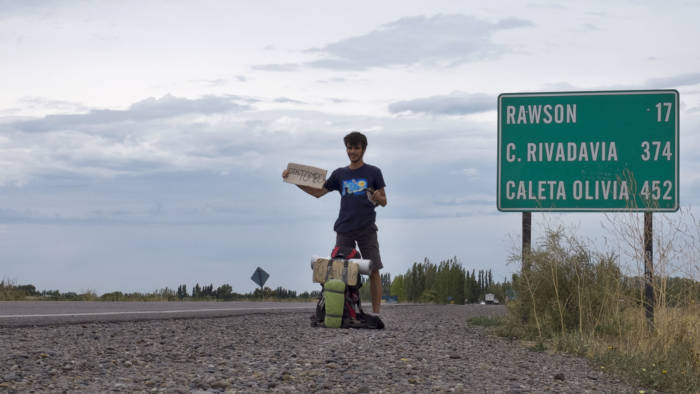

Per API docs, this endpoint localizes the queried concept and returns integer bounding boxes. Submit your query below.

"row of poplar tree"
[388,257,511,304]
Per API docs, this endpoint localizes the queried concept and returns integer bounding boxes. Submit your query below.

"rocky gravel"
[0,304,643,393]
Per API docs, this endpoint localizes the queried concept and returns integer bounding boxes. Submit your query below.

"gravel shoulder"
[0,304,641,393]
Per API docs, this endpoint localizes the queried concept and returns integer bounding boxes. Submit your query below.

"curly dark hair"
[343,131,367,151]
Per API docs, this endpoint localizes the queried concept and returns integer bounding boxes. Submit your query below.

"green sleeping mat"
[323,279,346,328]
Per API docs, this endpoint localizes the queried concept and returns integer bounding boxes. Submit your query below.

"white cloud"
[13,94,252,134]
[0,0,63,19]
[542,72,700,93]
[389,92,495,116]
[0,95,259,185]
[252,63,300,72]
[643,73,700,89]
[305,14,533,70]
[18,97,90,114]
[257,14,534,72]
[269,116,303,133]
[462,168,480,178]
[273,97,306,105]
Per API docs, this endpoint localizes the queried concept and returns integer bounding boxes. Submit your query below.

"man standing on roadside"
[282,131,387,313]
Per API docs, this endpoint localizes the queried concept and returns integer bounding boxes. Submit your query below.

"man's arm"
[282,169,329,198]
[372,188,387,207]
[297,184,329,198]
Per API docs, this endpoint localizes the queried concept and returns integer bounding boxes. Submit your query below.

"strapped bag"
[310,246,384,329]
[311,257,360,286]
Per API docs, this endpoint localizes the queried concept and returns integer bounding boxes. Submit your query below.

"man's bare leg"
[370,270,382,313]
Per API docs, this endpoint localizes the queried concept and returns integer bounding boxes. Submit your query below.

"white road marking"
[0,306,313,319]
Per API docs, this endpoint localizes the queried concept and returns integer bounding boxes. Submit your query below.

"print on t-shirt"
[342,179,368,196]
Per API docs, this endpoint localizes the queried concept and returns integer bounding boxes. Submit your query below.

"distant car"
[479,301,486,305]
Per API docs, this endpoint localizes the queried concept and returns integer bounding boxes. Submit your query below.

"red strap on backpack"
[345,301,357,319]
[331,246,359,259]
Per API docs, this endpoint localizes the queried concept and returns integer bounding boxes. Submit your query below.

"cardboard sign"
[285,163,327,188]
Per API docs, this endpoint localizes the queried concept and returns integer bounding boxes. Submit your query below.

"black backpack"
[310,246,384,329]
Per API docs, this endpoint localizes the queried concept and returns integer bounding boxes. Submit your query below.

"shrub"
[504,220,699,393]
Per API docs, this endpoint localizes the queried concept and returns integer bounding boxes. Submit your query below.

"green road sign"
[498,90,679,212]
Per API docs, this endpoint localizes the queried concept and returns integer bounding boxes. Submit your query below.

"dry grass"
[1,279,28,301]
[503,209,700,393]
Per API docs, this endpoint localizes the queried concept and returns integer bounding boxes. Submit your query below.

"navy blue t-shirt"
[324,164,386,233]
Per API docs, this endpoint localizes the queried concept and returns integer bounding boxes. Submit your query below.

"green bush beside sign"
[497,90,679,212]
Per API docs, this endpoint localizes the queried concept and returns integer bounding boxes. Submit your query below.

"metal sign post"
[522,212,531,271]
[644,213,654,323]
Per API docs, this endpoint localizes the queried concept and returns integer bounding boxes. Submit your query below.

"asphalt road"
[0,301,319,327]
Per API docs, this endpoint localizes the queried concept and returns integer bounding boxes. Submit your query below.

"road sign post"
[644,212,654,324]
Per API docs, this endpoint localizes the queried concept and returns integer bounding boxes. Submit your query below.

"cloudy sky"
[1,1,699,295]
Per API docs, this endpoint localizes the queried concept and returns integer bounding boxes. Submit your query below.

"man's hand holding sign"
[282,163,329,198]
[283,163,327,189]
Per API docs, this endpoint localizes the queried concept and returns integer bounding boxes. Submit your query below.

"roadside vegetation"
[387,257,511,304]
[483,211,700,393]
[3,261,510,305]
[0,279,319,302]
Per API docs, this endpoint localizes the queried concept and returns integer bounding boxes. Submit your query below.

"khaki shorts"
[335,223,383,271]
